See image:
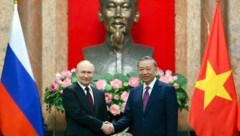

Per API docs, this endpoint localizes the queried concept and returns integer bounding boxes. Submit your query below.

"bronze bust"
[83,0,153,74]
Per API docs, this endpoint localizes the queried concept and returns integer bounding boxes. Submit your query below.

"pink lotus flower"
[95,79,107,90]
[50,83,58,92]
[121,91,129,102]
[173,75,178,81]
[61,70,72,78]
[54,77,62,84]
[110,79,122,89]
[157,68,164,76]
[110,104,121,116]
[165,70,172,76]
[159,76,171,83]
[62,78,72,88]
[114,95,120,100]
[128,77,139,87]
[71,68,76,73]
[105,93,112,104]
[173,83,179,89]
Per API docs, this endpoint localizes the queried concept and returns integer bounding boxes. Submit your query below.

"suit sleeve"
[62,87,103,132]
[165,85,178,136]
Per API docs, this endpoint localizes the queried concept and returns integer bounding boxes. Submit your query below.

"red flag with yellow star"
[189,2,238,136]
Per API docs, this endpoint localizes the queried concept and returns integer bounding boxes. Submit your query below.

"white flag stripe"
[9,4,34,80]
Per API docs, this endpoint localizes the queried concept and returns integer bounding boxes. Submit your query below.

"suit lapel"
[137,85,144,113]
[75,83,94,115]
[143,80,161,115]
[92,87,99,116]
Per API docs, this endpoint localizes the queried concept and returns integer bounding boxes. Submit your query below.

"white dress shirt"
[78,81,95,104]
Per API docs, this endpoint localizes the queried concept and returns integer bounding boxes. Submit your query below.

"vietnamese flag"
[189,2,238,136]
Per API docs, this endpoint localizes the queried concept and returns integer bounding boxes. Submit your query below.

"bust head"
[98,0,139,52]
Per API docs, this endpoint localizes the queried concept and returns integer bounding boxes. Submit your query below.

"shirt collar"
[143,78,157,90]
[77,81,91,92]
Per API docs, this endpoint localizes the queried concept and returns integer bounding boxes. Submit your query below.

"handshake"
[101,121,114,135]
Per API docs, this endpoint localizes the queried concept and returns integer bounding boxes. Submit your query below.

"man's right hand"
[101,121,114,135]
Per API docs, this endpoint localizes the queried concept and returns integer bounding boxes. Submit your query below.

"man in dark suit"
[102,56,178,136]
[62,60,108,136]
[83,0,153,74]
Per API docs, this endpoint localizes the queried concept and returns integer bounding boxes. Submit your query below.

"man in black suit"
[83,0,153,74]
[62,60,108,136]
[102,56,178,136]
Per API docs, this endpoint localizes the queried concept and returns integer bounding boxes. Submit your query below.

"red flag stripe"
[0,83,37,135]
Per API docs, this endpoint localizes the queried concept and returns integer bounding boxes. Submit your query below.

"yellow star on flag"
[195,60,232,109]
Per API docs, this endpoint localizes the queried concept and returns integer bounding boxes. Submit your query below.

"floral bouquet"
[156,69,188,111]
[44,69,188,117]
[93,72,140,120]
[44,69,78,112]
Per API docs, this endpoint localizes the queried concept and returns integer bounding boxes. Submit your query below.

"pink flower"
[165,70,172,76]
[122,102,127,111]
[50,83,58,92]
[121,91,129,102]
[165,75,174,83]
[71,68,76,73]
[110,79,122,89]
[159,76,170,83]
[105,93,112,104]
[114,95,120,100]
[110,104,121,116]
[54,77,62,84]
[95,79,107,90]
[62,78,72,88]
[128,77,139,87]
[61,70,72,78]
[158,68,164,76]
[173,83,179,89]
[173,75,178,81]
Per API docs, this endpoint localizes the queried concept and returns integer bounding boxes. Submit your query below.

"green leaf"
[105,84,112,91]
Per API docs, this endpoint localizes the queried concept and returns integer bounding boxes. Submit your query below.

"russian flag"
[0,3,44,136]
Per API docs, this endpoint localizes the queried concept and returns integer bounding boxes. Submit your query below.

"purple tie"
[143,86,150,112]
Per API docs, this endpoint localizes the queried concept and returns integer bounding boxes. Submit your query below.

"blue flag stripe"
[1,45,44,136]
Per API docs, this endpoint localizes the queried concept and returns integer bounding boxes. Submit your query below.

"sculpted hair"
[99,0,139,7]
[137,56,158,67]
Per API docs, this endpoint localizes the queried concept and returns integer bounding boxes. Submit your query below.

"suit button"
[142,118,144,120]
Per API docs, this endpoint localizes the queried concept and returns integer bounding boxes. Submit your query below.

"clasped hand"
[101,121,114,135]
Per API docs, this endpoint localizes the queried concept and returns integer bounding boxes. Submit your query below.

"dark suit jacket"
[83,37,153,74]
[113,80,178,136]
[62,83,108,136]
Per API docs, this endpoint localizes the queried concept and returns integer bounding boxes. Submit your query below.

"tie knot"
[85,87,90,92]
[145,86,150,91]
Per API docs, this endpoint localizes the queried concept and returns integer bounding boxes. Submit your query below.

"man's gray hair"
[137,56,158,67]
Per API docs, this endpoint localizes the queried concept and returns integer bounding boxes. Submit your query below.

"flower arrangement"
[44,69,188,116]
[44,69,78,112]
